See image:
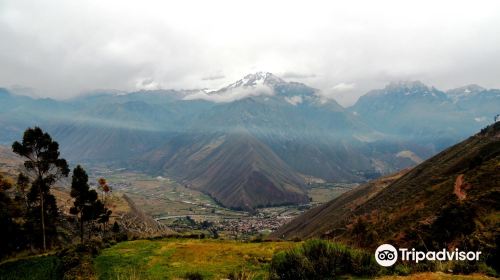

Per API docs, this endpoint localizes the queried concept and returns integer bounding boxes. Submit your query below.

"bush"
[394,264,411,276]
[115,232,129,242]
[0,255,63,280]
[270,249,310,279]
[184,272,204,280]
[478,263,497,277]
[269,239,380,280]
[451,260,479,274]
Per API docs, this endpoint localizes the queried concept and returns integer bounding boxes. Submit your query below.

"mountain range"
[1,72,499,210]
[273,122,500,255]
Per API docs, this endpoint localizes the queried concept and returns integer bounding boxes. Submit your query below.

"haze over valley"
[2,72,499,212]
[1,1,499,279]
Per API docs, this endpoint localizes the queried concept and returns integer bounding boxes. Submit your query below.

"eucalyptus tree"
[12,127,69,251]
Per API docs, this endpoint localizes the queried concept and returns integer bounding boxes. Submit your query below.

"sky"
[1,0,500,106]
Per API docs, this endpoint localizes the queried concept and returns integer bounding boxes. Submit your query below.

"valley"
[5,73,491,210]
[1,73,499,279]
[2,2,500,278]
[85,165,354,238]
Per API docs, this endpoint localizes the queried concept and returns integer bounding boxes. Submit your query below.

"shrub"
[269,249,310,279]
[429,202,477,248]
[184,271,204,280]
[269,239,380,280]
[451,260,479,275]
[478,263,497,277]
[394,264,411,276]
[0,255,63,280]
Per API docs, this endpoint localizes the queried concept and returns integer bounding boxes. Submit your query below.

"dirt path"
[454,174,467,200]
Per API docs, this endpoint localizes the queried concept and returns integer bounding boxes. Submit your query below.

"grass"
[379,272,498,280]
[94,239,296,280]
[0,239,495,280]
[0,255,62,280]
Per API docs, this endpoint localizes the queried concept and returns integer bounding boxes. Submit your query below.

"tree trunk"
[80,212,84,244]
[88,222,91,240]
[40,189,46,252]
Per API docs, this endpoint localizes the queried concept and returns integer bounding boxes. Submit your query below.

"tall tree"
[15,173,30,209]
[70,165,111,242]
[12,127,69,251]
[70,165,98,243]
[0,175,19,258]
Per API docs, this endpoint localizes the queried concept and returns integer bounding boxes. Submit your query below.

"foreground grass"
[379,272,498,280]
[94,239,296,280]
[0,239,496,280]
[0,255,62,280]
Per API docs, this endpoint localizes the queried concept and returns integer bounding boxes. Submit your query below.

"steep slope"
[142,132,309,210]
[272,169,409,239]
[49,123,172,162]
[274,122,500,252]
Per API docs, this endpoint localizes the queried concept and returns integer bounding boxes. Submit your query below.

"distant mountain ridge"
[272,122,500,255]
[349,80,500,150]
[1,74,499,210]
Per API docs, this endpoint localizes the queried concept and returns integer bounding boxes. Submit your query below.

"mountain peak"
[364,80,446,99]
[224,72,285,90]
[386,80,429,90]
[447,84,485,96]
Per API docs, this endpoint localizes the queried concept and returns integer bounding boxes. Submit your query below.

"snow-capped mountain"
[349,81,476,148]
[219,72,285,91]
[185,72,327,106]
[446,84,486,102]
[365,81,447,100]
[446,85,500,123]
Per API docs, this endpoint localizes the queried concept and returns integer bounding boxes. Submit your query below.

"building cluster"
[215,215,292,235]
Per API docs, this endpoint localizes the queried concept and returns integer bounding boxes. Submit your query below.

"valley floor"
[87,167,355,238]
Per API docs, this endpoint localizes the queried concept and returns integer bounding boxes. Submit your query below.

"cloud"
[135,78,161,90]
[280,72,317,79]
[284,95,303,106]
[201,74,226,81]
[0,0,500,106]
[317,82,356,105]
[331,83,356,92]
[183,84,274,103]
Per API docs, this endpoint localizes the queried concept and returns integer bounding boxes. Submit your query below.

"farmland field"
[86,167,353,238]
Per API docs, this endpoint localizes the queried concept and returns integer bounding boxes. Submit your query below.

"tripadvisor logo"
[374,244,482,267]
[375,244,398,267]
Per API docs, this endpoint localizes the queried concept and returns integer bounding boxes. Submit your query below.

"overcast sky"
[1,0,500,106]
